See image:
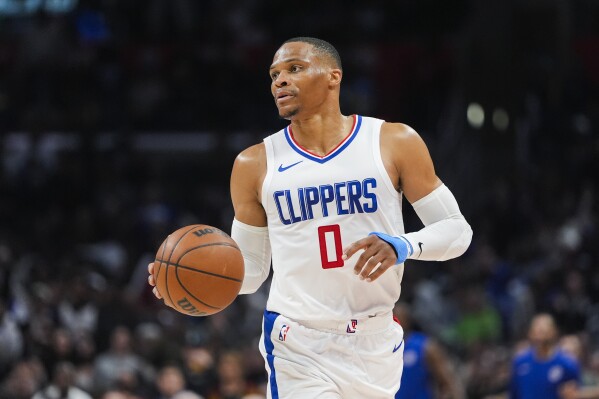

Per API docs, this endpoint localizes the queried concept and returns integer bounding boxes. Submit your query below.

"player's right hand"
[342,234,399,282]
[147,262,163,299]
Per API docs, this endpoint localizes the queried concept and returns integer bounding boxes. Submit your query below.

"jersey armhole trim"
[372,119,401,199]
[261,136,275,214]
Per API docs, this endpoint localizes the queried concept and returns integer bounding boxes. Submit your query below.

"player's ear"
[329,68,342,88]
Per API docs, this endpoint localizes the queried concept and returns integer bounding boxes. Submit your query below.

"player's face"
[528,315,558,348]
[269,42,335,120]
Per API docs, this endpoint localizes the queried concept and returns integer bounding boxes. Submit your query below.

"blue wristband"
[369,232,413,264]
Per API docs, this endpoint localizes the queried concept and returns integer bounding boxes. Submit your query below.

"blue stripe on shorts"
[263,310,280,399]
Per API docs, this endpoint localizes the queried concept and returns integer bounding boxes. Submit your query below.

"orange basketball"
[153,224,244,316]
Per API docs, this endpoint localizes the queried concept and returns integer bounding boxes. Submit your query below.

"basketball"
[153,224,244,316]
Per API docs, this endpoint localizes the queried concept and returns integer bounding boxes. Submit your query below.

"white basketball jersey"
[262,115,405,320]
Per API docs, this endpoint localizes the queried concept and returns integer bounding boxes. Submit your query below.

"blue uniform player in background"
[510,314,579,399]
[394,303,465,399]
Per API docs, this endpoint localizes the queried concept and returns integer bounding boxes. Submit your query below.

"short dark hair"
[283,37,342,70]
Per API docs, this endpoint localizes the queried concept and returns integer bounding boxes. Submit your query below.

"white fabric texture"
[260,116,405,320]
[402,184,473,261]
[231,218,272,294]
[260,312,404,399]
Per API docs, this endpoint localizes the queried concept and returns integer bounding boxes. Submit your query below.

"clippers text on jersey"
[273,178,378,225]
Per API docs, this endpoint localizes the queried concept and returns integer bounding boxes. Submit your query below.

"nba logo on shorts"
[279,324,290,341]
[346,319,358,333]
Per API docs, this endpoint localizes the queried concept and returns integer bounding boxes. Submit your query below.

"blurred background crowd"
[0,0,598,398]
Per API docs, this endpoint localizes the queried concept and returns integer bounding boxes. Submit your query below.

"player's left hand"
[147,262,163,300]
[342,235,398,282]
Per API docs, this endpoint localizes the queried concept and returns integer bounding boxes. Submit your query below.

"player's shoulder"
[235,124,289,164]
[232,142,267,185]
[381,121,419,139]
[379,121,431,170]
[556,350,580,369]
[512,347,534,364]
[235,142,266,165]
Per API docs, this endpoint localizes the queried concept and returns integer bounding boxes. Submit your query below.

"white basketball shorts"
[259,310,405,399]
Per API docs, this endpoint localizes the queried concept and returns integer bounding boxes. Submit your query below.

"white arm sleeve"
[231,219,272,294]
[401,184,473,261]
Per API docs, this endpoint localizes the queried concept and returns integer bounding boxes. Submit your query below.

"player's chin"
[278,106,299,120]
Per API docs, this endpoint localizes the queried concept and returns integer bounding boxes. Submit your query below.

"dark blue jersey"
[510,348,579,399]
[396,332,433,399]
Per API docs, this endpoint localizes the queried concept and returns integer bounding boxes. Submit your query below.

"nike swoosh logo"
[278,161,303,172]
[393,340,404,353]
[417,242,423,258]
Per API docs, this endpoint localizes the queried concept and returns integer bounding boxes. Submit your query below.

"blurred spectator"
[39,327,76,378]
[551,271,593,335]
[450,285,502,350]
[32,361,92,399]
[134,322,181,368]
[181,343,216,395]
[0,357,47,399]
[509,314,579,399]
[93,325,155,393]
[72,331,97,393]
[154,365,187,399]
[57,274,98,338]
[171,391,206,399]
[464,344,511,399]
[207,351,261,399]
[100,389,141,399]
[0,298,24,376]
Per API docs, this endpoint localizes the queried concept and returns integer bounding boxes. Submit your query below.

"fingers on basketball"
[153,224,244,317]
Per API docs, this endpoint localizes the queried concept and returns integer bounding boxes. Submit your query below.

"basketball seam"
[164,224,203,312]
[174,242,241,283]
[174,242,241,264]
[155,258,243,283]
[156,238,169,305]
[174,267,222,310]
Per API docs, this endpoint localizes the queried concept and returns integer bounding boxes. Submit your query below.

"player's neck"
[289,111,354,156]
[534,344,557,360]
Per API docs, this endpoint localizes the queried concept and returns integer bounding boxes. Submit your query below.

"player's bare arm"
[380,122,441,202]
[230,143,273,295]
[344,122,472,282]
[148,143,268,301]
[424,339,466,399]
[559,382,599,399]
[560,381,580,399]
[230,143,268,227]
[344,123,440,281]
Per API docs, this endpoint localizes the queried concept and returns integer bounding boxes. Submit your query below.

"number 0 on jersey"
[318,224,344,269]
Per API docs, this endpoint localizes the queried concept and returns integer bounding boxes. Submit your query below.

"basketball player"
[148,37,472,398]
[509,314,579,399]
[393,303,465,399]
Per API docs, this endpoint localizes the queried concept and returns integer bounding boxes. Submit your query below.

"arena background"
[0,1,598,398]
